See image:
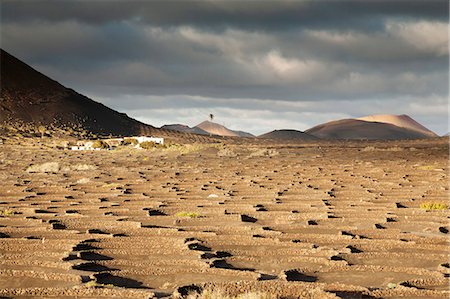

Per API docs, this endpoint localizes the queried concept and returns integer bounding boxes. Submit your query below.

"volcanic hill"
[194,120,254,137]
[306,117,436,140]
[161,124,209,135]
[0,49,157,136]
[258,129,318,141]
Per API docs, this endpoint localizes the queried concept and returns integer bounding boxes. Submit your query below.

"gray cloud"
[1,0,448,134]
[82,92,447,135]
[2,0,447,30]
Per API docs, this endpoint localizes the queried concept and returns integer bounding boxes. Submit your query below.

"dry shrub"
[101,182,122,189]
[420,202,448,210]
[92,140,109,149]
[417,165,437,170]
[140,141,160,149]
[0,209,16,216]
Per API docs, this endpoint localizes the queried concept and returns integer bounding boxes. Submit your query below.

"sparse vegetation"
[168,143,211,154]
[140,141,161,149]
[2,120,448,297]
[0,121,99,139]
[417,165,437,170]
[420,202,448,210]
[0,209,16,216]
[92,140,109,149]
[175,211,200,218]
[101,182,122,189]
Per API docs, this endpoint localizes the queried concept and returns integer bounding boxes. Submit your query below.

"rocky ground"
[0,137,448,298]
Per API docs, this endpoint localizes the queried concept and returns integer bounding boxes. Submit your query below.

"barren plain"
[0,137,448,298]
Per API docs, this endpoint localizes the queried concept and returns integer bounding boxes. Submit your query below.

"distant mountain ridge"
[161,124,209,135]
[194,120,254,137]
[1,50,437,141]
[161,121,255,137]
[258,129,318,141]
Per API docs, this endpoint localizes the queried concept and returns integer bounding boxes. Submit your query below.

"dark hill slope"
[258,129,318,141]
[0,49,155,136]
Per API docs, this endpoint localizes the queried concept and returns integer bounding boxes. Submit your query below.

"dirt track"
[0,138,448,298]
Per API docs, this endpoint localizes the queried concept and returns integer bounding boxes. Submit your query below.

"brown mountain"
[305,118,434,140]
[258,129,318,141]
[0,49,157,136]
[357,114,438,137]
[194,120,254,137]
[161,124,209,135]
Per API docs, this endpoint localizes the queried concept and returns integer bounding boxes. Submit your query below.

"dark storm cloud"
[1,0,448,134]
[2,0,448,31]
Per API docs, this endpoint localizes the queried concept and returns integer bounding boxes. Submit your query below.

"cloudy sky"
[2,0,448,135]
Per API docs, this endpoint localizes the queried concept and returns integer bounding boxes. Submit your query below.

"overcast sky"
[2,0,448,135]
